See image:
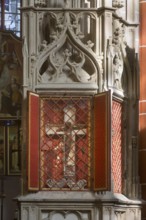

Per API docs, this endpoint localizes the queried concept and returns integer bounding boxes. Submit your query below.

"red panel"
[28,92,40,190]
[139,101,146,114]
[140,3,146,46]
[94,91,111,190]
[139,48,146,100]
[112,100,122,193]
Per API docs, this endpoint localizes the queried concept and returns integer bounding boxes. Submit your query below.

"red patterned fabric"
[40,100,64,188]
[112,100,122,193]
[94,91,111,190]
[28,92,40,190]
[76,136,89,182]
[41,139,64,186]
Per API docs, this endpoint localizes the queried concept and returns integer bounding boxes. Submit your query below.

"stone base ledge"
[16,191,142,205]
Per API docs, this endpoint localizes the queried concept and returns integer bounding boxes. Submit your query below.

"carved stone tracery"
[35,11,100,87]
[38,44,96,84]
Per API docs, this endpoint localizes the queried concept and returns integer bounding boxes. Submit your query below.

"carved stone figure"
[113,53,123,89]
[113,20,125,46]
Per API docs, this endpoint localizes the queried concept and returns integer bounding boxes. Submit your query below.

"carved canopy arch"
[34,10,102,90]
[38,40,97,83]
